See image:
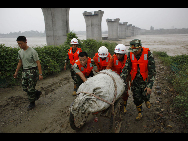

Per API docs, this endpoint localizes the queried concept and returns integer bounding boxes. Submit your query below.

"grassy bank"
[0,32,117,88]
[153,51,188,123]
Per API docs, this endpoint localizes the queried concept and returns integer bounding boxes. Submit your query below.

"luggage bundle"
[70,69,125,117]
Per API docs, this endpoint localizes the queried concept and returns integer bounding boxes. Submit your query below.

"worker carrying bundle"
[70,69,125,117]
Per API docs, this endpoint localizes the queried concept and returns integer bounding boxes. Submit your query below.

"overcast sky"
[0,8,188,34]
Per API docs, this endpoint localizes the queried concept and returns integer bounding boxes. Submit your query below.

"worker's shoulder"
[147,50,154,59]
[93,54,98,59]
[73,62,79,69]
[111,55,115,60]
[29,47,38,53]
[18,49,22,54]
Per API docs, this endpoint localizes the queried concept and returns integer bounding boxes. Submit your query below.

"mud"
[1,34,188,133]
[0,70,75,133]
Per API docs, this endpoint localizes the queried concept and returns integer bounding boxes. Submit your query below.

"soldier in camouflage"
[120,39,156,120]
[14,36,43,111]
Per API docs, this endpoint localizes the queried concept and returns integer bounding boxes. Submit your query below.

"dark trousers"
[131,80,150,106]
[75,71,94,91]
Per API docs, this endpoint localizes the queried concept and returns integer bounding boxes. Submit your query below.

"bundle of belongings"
[70,69,125,117]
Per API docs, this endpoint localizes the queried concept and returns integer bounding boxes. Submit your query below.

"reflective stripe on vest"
[75,57,93,76]
[144,54,147,60]
[68,47,81,65]
[98,57,109,63]
[116,60,118,65]
[132,53,134,60]
[112,54,127,75]
[130,47,149,81]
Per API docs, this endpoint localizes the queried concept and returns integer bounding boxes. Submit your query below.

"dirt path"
[120,56,187,133]
[0,55,187,133]
[0,70,76,133]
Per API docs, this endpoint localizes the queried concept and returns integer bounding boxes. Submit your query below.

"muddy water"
[1,34,188,56]
[0,35,85,48]
[118,34,188,56]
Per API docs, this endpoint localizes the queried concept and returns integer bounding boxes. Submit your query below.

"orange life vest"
[68,47,82,65]
[75,57,93,77]
[130,47,149,81]
[112,54,127,75]
[94,52,111,71]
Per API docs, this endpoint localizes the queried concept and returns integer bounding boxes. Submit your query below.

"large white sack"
[70,69,125,117]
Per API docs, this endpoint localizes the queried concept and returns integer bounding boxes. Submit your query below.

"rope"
[76,71,118,115]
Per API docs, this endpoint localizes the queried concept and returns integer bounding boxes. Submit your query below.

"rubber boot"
[72,84,77,96]
[27,101,35,111]
[136,104,143,121]
[35,90,42,100]
[145,101,151,109]
[124,101,127,113]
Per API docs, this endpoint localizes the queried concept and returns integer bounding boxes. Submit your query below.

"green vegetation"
[0,32,117,87]
[153,51,188,123]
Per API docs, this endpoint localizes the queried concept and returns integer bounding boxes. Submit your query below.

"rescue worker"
[13,36,43,111]
[64,38,82,95]
[106,44,128,113]
[93,46,111,72]
[72,52,95,95]
[120,39,156,120]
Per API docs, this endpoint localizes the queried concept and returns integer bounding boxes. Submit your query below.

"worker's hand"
[64,65,66,70]
[144,87,152,96]
[39,75,43,80]
[13,72,18,79]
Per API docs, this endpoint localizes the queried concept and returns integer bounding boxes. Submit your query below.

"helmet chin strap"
[101,57,106,60]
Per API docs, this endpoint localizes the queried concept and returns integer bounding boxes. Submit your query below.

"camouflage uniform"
[65,52,78,84]
[120,48,156,107]
[18,47,40,103]
[22,67,39,102]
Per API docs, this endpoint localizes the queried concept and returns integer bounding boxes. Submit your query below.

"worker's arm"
[36,60,43,80]
[106,56,114,70]
[120,52,132,90]
[76,72,87,82]
[92,56,100,73]
[13,59,22,78]
[64,53,69,70]
[72,63,87,82]
[146,51,156,89]
[140,51,156,95]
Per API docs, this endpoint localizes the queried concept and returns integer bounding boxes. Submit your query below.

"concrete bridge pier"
[126,24,132,37]
[136,27,141,35]
[42,8,70,46]
[119,22,128,39]
[106,18,120,41]
[83,10,104,40]
[132,26,135,36]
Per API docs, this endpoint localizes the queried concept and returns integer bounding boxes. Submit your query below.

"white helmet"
[114,44,126,54]
[71,38,79,44]
[98,46,108,58]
